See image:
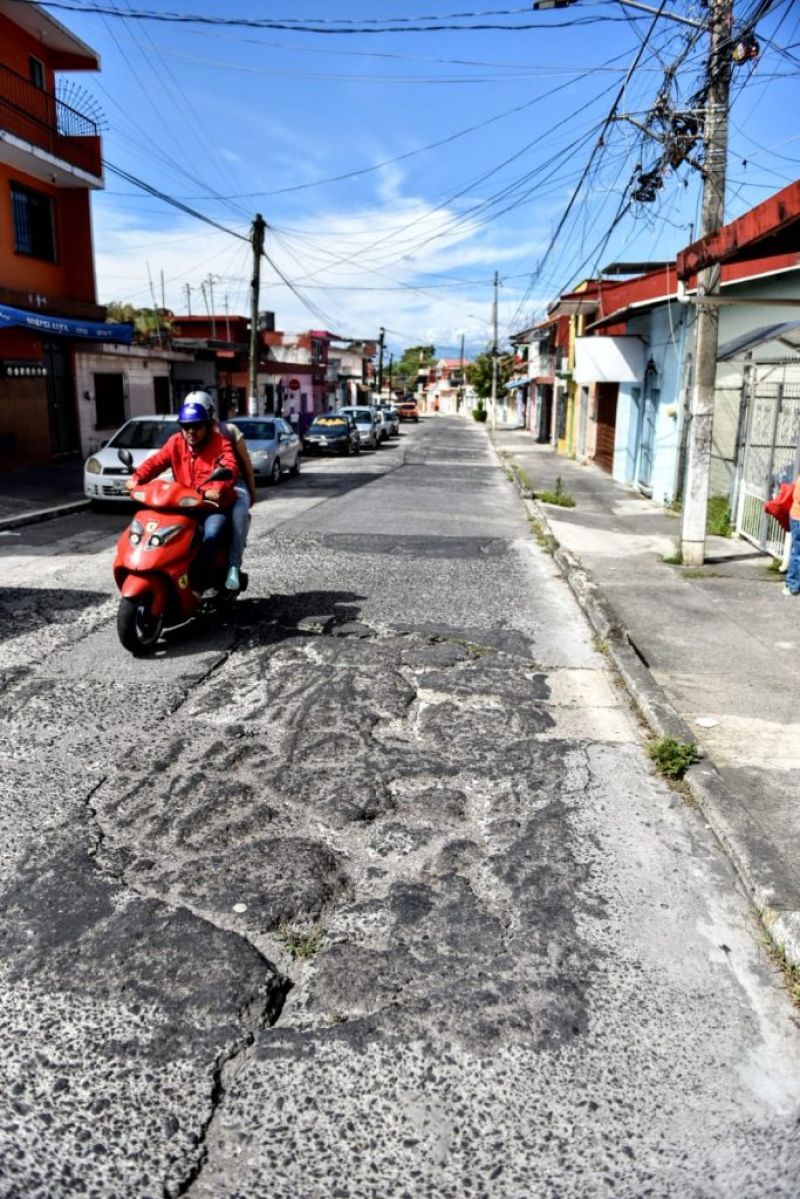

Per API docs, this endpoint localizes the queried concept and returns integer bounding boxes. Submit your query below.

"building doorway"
[43,340,79,455]
[594,382,618,473]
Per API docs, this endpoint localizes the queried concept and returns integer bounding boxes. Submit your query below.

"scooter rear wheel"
[117,596,164,655]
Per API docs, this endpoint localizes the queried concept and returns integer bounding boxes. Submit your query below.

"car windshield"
[309,418,346,432]
[348,410,372,423]
[230,420,276,440]
[110,420,176,450]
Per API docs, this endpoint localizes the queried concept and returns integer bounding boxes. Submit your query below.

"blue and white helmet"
[178,394,213,425]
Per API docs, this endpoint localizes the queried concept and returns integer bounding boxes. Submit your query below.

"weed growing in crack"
[592,636,609,655]
[663,549,684,565]
[647,737,699,780]
[537,476,575,508]
[278,925,325,960]
[528,516,554,553]
[757,918,800,1008]
[515,465,534,493]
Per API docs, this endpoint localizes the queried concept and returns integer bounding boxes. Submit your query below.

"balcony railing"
[0,63,101,178]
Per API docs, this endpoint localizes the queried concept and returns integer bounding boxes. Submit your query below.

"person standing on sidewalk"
[785,474,800,596]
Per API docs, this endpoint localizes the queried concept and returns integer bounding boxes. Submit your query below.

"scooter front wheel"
[117,596,164,655]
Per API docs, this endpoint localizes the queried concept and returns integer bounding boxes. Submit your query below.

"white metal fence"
[736,378,800,557]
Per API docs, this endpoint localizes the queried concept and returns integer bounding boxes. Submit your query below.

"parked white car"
[228,416,301,484]
[338,405,382,450]
[83,415,177,503]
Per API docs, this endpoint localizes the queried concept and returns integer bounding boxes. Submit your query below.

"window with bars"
[10,183,57,261]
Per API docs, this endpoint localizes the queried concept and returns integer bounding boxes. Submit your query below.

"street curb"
[0,499,90,532]
[492,432,800,971]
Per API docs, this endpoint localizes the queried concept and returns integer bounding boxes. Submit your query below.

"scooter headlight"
[148,524,183,548]
[128,519,144,546]
[178,496,201,508]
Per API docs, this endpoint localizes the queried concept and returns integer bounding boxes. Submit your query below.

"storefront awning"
[574,335,645,384]
[505,378,529,390]
[0,304,133,344]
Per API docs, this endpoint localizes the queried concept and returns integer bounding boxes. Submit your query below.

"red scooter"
[113,450,246,655]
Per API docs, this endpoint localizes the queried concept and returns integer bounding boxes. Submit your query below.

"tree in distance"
[466,348,514,400]
[106,302,175,344]
[394,344,436,394]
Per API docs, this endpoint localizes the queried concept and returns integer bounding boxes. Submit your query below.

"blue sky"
[50,0,800,358]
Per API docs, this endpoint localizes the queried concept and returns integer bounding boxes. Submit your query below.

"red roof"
[677,180,800,278]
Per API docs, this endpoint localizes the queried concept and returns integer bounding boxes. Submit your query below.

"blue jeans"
[787,518,800,594]
[197,512,228,586]
[229,486,250,569]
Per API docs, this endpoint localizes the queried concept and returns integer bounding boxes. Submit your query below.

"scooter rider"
[190,392,256,592]
[125,397,238,588]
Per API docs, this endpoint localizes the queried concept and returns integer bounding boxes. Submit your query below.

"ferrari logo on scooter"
[178,574,189,590]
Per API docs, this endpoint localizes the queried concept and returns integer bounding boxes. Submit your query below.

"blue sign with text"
[0,304,133,344]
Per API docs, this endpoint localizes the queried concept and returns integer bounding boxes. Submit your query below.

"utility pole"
[146,261,163,348]
[681,0,733,565]
[224,294,231,342]
[184,283,192,317]
[377,326,385,397]
[458,331,465,413]
[248,213,266,416]
[206,274,217,339]
[490,271,499,431]
[388,353,393,397]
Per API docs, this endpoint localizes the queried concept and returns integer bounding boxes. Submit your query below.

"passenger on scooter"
[192,392,256,592]
[125,397,238,589]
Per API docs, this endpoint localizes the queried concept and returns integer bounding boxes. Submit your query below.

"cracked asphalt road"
[2,416,800,1198]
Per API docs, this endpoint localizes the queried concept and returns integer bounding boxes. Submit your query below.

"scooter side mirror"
[118,448,134,472]
[207,466,234,482]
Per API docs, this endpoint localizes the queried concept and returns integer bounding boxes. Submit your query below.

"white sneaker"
[225,566,240,591]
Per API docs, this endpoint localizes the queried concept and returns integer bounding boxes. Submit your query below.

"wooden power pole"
[377,326,385,397]
[680,0,733,565]
[248,213,266,416]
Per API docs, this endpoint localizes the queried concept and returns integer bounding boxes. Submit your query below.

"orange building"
[0,0,128,468]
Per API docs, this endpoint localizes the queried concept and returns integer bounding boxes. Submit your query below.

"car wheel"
[290,453,301,476]
[269,458,281,485]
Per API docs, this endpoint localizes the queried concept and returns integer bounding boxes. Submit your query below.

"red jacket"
[132,428,238,506]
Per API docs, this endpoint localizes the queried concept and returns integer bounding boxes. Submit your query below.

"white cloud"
[91,172,549,355]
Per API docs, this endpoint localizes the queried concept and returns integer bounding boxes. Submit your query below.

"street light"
[532,0,706,30]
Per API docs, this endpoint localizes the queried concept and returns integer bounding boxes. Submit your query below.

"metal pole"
[146,261,163,348]
[248,214,266,416]
[680,0,733,565]
[377,326,385,396]
[184,283,192,317]
[207,275,217,339]
[491,270,499,431]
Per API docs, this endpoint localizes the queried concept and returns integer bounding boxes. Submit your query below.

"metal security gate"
[43,340,79,456]
[736,377,800,557]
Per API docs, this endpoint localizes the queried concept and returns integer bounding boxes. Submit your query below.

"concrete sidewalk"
[493,427,800,966]
[0,457,88,530]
